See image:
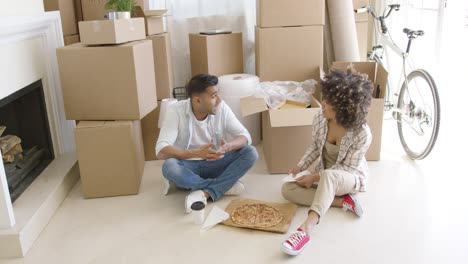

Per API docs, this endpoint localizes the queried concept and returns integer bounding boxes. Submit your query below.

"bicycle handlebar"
[384,4,400,19]
[355,4,400,34]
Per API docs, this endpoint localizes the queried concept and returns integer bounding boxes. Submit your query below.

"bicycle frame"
[360,4,441,159]
[367,8,417,115]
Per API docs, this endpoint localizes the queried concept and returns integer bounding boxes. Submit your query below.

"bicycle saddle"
[403,28,425,38]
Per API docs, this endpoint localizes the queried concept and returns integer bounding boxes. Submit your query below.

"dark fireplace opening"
[0,80,54,202]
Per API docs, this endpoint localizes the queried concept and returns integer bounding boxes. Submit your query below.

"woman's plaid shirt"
[297,111,372,192]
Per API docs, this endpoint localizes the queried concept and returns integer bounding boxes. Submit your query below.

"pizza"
[231,203,283,228]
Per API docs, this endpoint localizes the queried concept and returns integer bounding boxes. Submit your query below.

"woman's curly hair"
[321,68,374,129]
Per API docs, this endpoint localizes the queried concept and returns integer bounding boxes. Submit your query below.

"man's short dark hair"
[186,74,218,98]
[321,68,374,129]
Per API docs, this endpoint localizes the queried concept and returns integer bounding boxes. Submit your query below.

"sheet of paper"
[200,206,230,231]
[282,169,311,182]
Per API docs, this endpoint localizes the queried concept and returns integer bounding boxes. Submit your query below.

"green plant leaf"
[105,0,137,12]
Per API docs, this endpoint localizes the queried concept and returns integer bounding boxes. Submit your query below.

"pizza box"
[222,198,298,234]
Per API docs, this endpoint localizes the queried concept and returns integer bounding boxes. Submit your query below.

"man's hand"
[217,138,232,154]
[296,173,320,188]
[192,144,225,161]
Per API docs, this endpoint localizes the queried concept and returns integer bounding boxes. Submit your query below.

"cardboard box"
[256,26,323,82]
[74,0,83,21]
[63,34,80,45]
[43,0,78,36]
[81,0,145,21]
[274,100,311,109]
[75,120,145,198]
[147,33,175,100]
[141,103,161,161]
[257,0,325,27]
[57,40,157,120]
[189,32,244,77]
[331,61,388,161]
[78,18,145,45]
[134,7,167,36]
[354,0,369,22]
[240,96,322,173]
[356,21,369,61]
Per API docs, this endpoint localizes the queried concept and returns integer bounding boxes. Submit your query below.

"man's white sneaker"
[162,178,178,196]
[163,178,170,196]
[225,181,245,196]
[185,190,207,214]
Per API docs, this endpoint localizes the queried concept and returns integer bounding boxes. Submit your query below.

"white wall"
[0,0,44,16]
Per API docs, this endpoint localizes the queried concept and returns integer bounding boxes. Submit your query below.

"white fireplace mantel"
[0,11,75,156]
[0,12,79,258]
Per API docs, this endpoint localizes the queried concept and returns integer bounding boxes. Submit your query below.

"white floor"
[0,110,467,264]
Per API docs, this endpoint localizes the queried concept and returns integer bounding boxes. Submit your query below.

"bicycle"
[356,4,441,160]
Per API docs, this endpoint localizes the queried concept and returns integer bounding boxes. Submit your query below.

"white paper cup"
[191,202,206,225]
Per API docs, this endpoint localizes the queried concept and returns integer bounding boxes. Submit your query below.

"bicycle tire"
[397,69,440,159]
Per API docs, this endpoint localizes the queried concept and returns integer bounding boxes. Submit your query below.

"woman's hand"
[296,173,320,188]
[288,166,301,176]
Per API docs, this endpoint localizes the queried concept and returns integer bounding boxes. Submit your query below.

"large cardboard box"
[354,0,369,22]
[189,32,244,77]
[331,61,388,161]
[74,0,83,21]
[134,7,167,36]
[256,0,325,27]
[75,120,145,198]
[43,0,78,36]
[57,40,157,120]
[81,0,145,21]
[63,34,80,45]
[256,26,323,82]
[147,33,175,100]
[141,103,161,161]
[241,96,322,173]
[78,18,145,45]
[356,21,368,61]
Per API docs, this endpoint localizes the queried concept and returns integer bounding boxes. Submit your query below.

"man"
[156,74,258,213]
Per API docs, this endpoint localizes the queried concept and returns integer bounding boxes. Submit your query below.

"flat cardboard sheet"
[222,198,297,234]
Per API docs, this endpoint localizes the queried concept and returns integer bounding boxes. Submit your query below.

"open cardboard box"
[331,61,388,161]
[134,7,167,36]
[240,95,321,173]
[273,100,311,110]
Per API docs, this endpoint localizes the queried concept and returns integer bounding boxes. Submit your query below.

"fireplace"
[0,80,54,202]
[0,11,78,258]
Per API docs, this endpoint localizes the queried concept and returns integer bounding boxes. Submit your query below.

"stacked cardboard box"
[256,0,325,82]
[57,15,157,198]
[43,0,81,45]
[253,0,325,173]
[137,9,176,161]
[189,32,244,77]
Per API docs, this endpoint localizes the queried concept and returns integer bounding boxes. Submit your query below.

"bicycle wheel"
[397,69,440,159]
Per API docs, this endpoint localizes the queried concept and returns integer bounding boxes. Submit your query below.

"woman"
[281,68,373,256]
